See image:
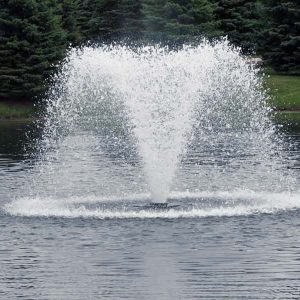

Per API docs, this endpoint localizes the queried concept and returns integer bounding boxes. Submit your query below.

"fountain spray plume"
[40,39,281,204]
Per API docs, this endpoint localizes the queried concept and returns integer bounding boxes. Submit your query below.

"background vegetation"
[267,75,300,111]
[0,0,299,112]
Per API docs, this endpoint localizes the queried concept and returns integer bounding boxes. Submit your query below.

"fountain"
[4,39,299,218]
[44,43,213,204]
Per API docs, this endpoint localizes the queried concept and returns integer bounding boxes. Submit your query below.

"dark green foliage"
[77,0,143,43]
[118,0,144,40]
[0,0,66,99]
[75,0,94,41]
[0,0,299,102]
[56,0,82,44]
[77,0,219,44]
[263,0,300,74]
[85,0,120,41]
[141,0,220,44]
[213,0,265,53]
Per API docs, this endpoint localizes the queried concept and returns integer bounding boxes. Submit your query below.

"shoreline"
[276,109,300,113]
[0,116,37,123]
[0,109,299,123]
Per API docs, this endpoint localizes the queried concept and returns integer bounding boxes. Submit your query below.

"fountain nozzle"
[150,203,168,209]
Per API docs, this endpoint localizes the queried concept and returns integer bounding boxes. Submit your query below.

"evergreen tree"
[263,0,300,74]
[118,0,144,40]
[213,0,264,53]
[77,0,143,43]
[88,0,120,41]
[141,0,220,44]
[57,0,82,44]
[0,0,66,100]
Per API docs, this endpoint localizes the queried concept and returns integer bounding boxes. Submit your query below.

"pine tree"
[0,0,66,100]
[64,0,220,45]
[263,0,300,74]
[118,0,144,40]
[213,0,264,53]
[88,0,120,41]
[141,0,220,44]
[57,0,82,44]
[77,0,143,43]
[76,0,94,41]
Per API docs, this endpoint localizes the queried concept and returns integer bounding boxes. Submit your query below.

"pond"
[0,114,299,299]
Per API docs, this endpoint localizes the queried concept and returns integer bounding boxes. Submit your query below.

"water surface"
[1,117,300,299]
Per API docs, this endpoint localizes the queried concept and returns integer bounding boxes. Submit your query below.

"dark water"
[1,117,300,299]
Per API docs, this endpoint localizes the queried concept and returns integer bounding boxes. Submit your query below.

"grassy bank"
[266,74,300,111]
[0,74,299,119]
[0,102,35,119]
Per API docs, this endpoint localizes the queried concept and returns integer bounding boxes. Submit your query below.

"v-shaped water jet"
[33,39,295,207]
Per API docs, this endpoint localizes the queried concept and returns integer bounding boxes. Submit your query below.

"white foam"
[4,190,300,219]
[43,40,281,205]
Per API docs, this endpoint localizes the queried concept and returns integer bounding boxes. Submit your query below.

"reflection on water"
[1,209,300,299]
[0,116,300,299]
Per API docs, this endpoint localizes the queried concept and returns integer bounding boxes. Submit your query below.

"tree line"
[0,0,299,101]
